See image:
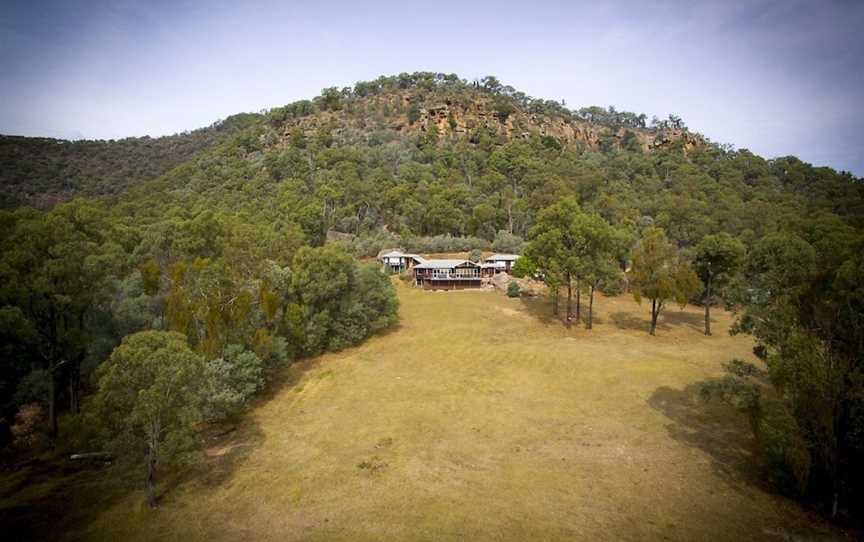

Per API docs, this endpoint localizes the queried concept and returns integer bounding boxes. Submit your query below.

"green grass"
[0,282,846,541]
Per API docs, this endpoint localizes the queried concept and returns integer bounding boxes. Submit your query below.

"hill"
[0,113,260,208]
[2,72,861,251]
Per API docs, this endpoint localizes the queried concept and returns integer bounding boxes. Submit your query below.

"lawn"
[1,282,846,541]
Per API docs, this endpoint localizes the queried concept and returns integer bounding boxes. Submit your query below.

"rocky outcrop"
[275,88,704,155]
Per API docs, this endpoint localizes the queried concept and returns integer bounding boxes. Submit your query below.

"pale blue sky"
[1,0,862,175]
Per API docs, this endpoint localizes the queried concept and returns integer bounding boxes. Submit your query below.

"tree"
[511,255,537,278]
[692,233,745,336]
[0,201,119,437]
[526,199,580,324]
[290,246,397,354]
[91,331,206,507]
[572,215,623,330]
[527,199,620,328]
[630,228,700,335]
[726,234,864,517]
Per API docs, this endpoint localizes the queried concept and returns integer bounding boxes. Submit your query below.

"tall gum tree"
[630,227,700,335]
[691,233,746,336]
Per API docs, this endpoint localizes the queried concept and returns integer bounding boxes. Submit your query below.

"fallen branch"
[69,452,113,462]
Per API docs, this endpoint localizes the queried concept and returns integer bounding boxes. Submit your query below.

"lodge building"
[378,250,521,290]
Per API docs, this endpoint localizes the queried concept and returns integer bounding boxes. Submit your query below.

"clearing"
[1,282,846,541]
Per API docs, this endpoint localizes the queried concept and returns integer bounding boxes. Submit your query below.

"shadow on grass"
[518,294,564,326]
[610,308,705,333]
[0,348,340,541]
[0,454,145,541]
[648,384,761,489]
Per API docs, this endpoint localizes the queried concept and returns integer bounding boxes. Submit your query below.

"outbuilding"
[483,253,520,274]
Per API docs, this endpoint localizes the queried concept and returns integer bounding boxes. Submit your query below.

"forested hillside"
[0,113,260,208]
[1,72,863,522]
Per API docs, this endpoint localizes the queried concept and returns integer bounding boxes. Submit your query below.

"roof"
[485,253,520,261]
[413,259,478,270]
[379,251,426,263]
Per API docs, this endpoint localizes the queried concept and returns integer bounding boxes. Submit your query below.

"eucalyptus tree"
[630,227,700,335]
[692,233,746,335]
[91,331,207,508]
[0,200,121,436]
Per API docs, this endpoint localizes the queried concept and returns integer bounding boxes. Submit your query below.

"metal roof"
[413,259,478,269]
[380,251,427,263]
[485,254,520,261]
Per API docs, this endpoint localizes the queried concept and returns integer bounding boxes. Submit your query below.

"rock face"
[489,273,545,296]
[514,277,546,297]
[276,89,704,154]
[490,272,513,291]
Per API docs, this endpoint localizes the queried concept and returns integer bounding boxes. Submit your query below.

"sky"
[1,0,863,175]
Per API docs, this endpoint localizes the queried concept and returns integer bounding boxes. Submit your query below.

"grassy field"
[2,281,847,541]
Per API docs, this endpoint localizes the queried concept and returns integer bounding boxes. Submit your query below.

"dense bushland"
[0,72,862,515]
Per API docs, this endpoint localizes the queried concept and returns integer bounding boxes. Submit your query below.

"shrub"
[507,281,521,298]
[268,336,294,368]
[404,234,490,254]
[205,345,266,420]
[468,248,483,262]
[597,271,625,296]
[492,230,524,254]
[10,403,45,450]
[331,229,401,258]
[407,105,421,125]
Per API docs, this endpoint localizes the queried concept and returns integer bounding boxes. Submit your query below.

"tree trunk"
[551,286,559,316]
[68,357,81,415]
[704,276,712,336]
[48,371,58,439]
[565,275,573,327]
[587,285,594,330]
[704,305,711,336]
[575,282,581,322]
[146,446,158,508]
[649,298,658,336]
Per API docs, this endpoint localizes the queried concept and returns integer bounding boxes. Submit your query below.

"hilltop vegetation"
[0,113,260,208]
[1,72,863,527]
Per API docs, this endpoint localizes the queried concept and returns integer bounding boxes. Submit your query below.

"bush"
[597,271,625,296]
[10,403,46,450]
[468,248,483,262]
[403,234,490,254]
[267,336,294,367]
[407,105,421,124]
[492,230,524,254]
[507,281,521,298]
[337,229,402,258]
[205,345,266,420]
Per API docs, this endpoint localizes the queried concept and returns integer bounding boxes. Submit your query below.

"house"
[413,259,482,290]
[379,250,427,274]
[380,250,522,290]
[483,253,520,274]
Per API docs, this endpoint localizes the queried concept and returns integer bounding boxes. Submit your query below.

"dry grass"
[2,283,848,541]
